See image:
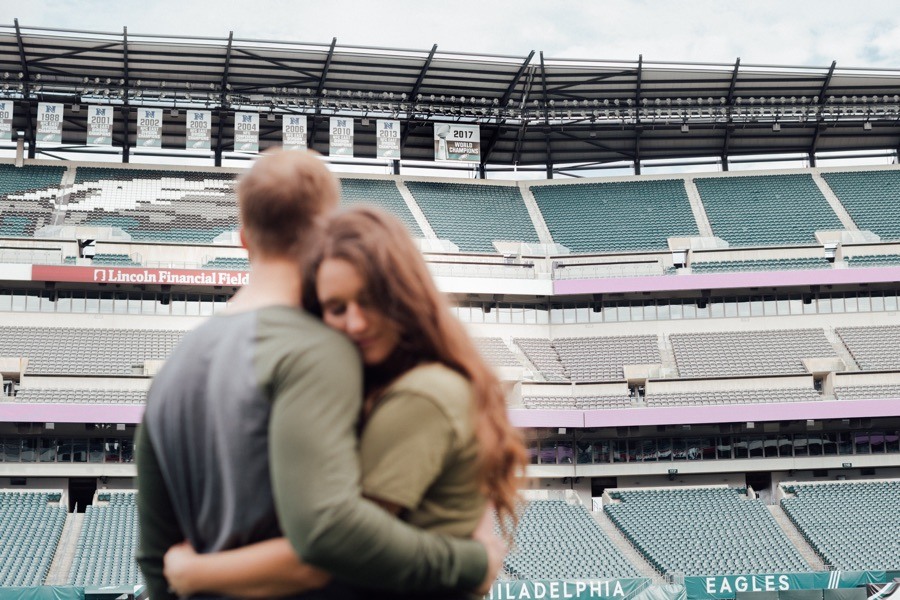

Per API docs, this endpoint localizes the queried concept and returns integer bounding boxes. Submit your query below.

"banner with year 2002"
[433,123,479,163]
[0,100,12,141]
[186,110,211,150]
[37,103,64,143]
[329,117,353,157]
[235,112,259,152]
[87,106,113,146]
[282,115,307,150]
[376,119,400,159]
[136,108,163,148]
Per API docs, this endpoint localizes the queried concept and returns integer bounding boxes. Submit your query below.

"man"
[136,150,503,599]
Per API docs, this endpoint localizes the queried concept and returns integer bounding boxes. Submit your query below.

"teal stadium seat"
[822,171,900,241]
[0,164,66,238]
[691,257,830,273]
[339,179,423,236]
[68,491,144,587]
[0,491,67,586]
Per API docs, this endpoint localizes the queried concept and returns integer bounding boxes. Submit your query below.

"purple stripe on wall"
[508,398,900,428]
[0,403,145,424]
[553,266,900,296]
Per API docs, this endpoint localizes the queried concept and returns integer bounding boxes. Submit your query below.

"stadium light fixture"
[842,462,852,468]
[863,121,872,130]
[772,123,781,132]
[680,123,689,133]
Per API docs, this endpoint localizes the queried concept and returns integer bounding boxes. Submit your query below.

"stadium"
[0,14,899,600]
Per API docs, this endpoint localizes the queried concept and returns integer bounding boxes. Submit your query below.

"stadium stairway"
[44,511,83,585]
[592,510,665,582]
[683,179,715,237]
[811,172,859,231]
[519,185,555,245]
[766,505,825,571]
[823,327,860,372]
[394,180,437,239]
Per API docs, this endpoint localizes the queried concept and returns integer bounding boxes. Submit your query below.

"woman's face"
[316,258,400,366]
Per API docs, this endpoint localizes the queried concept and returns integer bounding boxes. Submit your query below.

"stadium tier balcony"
[646,387,822,407]
[339,179,423,236]
[834,383,900,400]
[821,170,900,241]
[11,389,147,404]
[201,256,250,270]
[523,395,633,410]
[91,253,142,267]
[0,491,67,587]
[404,182,539,252]
[670,329,837,378]
[835,326,900,371]
[780,480,900,570]
[63,167,239,243]
[0,164,67,238]
[694,174,843,247]
[690,257,831,273]
[529,179,698,253]
[514,336,659,382]
[605,487,810,576]
[504,500,641,580]
[69,492,143,587]
[845,254,900,268]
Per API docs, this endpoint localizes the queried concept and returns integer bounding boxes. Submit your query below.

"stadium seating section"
[12,389,147,404]
[504,500,641,580]
[474,337,521,368]
[690,258,830,273]
[91,253,142,267]
[835,326,900,371]
[834,384,900,400]
[646,387,822,407]
[530,180,698,253]
[515,336,660,382]
[339,179,423,236]
[844,254,900,268]
[694,174,842,247]
[605,487,810,575]
[0,164,66,238]
[202,256,250,270]
[405,181,539,252]
[781,481,900,570]
[69,492,144,586]
[524,395,633,409]
[0,491,67,586]
[821,171,900,241]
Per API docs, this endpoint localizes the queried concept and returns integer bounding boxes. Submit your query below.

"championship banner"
[186,110,211,150]
[329,116,353,157]
[235,112,259,152]
[488,578,651,600]
[31,265,249,288]
[0,100,12,141]
[434,123,480,163]
[282,114,307,150]
[86,105,113,146]
[136,108,163,148]
[37,102,64,143]
[376,119,400,159]
[686,571,888,600]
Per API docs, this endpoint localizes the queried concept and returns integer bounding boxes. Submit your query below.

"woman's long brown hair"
[302,206,527,532]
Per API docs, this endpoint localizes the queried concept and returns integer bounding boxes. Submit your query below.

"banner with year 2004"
[136,108,163,148]
[186,110,211,150]
[376,119,400,159]
[87,106,113,146]
[0,100,12,141]
[282,115,307,150]
[235,112,259,152]
[433,123,479,163]
[37,103,64,143]
[329,117,353,157]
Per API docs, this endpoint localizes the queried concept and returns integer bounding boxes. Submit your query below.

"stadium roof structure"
[1,21,899,174]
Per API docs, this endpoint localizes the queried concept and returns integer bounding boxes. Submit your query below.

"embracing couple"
[135,149,526,599]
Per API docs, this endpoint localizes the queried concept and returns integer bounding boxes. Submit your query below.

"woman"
[163,206,526,598]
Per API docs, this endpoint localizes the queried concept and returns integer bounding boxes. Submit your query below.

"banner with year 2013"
[136,108,163,148]
[0,100,12,141]
[37,103,64,143]
[87,106,113,146]
[329,117,353,157]
[235,112,259,152]
[376,119,400,159]
[186,110,211,150]
[434,123,479,163]
[282,115,307,150]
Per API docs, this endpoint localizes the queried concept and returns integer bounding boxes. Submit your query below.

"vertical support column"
[215,109,225,167]
[120,106,130,163]
[392,159,400,175]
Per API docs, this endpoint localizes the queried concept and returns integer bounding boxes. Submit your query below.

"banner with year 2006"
[0,100,12,141]
[87,106,113,146]
[282,115,307,150]
[433,123,479,163]
[136,108,163,148]
[37,103,64,143]
[329,117,353,157]
[376,119,400,159]
[235,112,259,152]
[186,110,211,150]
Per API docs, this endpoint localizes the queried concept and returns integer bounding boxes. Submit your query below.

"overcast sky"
[5,0,900,68]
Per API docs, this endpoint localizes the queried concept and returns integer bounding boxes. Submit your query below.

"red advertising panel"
[31,265,249,287]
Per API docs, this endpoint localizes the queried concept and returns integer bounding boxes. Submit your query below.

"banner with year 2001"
[186,110,211,150]
[329,117,353,157]
[0,100,12,141]
[235,112,259,152]
[282,115,307,150]
[376,119,400,159]
[136,108,163,148]
[433,123,479,163]
[37,103,64,143]
[87,106,113,146]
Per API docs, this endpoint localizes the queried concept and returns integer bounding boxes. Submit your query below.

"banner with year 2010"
[136,108,163,148]
[87,106,113,146]
[0,100,12,141]
[186,110,211,150]
[433,123,479,163]
[329,117,353,157]
[37,103,64,143]
[282,115,307,150]
[376,119,400,159]
[235,112,259,152]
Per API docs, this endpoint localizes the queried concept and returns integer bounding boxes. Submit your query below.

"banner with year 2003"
[433,123,479,163]
[376,119,400,159]
[282,115,307,150]
[235,112,259,152]
[186,110,211,150]
[136,108,163,148]
[37,103,64,143]
[0,100,12,141]
[87,106,113,146]
[329,117,353,157]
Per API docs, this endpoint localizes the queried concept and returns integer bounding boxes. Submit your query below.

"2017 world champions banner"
[282,114,307,150]
[329,116,353,156]
[0,100,12,141]
[87,105,113,146]
[234,112,259,152]
[136,108,163,147]
[685,571,889,600]
[376,119,400,159]
[186,110,211,150]
[487,577,652,600]
[37,102,64,143]
[434,122,480,163]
